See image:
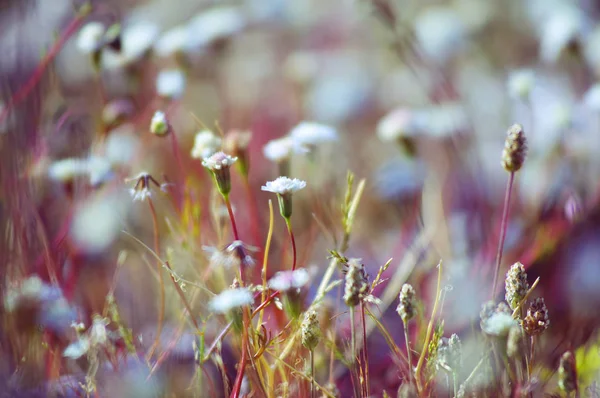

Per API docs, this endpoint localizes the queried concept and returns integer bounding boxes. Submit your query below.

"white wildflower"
[186,7,245,52]
[86,156,113,186]
[191,130,222,159]
[414,7,466,64]
[263,136,308,162]
[289,121,337,146]
[150,111,169,136]
[201,151,237,170]
[540,7,583,63]
[102,22,160,69]
[156,69,186,100]
[261,177,306,195]
[376,108,415,142]
[481,312,517,337]
[268,269,310,292]
[77,22,106,54]
[48,158,88,182]
[507,69,536,100]
[63,337,91,359]
[584,84,600,111]
[209,288,253,314]
[154,25,190,57]
[89,316,110,346]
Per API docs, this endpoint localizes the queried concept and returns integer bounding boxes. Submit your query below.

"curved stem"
[285,219,297,271]
[225,196,240,241]
[491,172,515,298]
[147,198,165,360]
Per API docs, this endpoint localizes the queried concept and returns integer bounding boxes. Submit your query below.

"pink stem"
[491,172,515,298]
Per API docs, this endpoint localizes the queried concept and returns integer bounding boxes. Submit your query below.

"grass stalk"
[491,172,515,298]
[147,198,165,360]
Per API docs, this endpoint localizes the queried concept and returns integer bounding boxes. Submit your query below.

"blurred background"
[2,0,600,396]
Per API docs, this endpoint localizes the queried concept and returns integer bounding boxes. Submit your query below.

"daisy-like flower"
[156,69,187,100]
[191,130,222,159]
[125,172,164,201]
[76,22,106,55]
[261,177,306,219]
[289,121,337,147]
[208,288,253,314]
[268,269,310,292]
[202,152,237,196]
[150,111,169,136]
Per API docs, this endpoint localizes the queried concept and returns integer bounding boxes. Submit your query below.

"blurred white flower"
[209,288,253,313]
[63,337,91,359]
[89,316,110,346]
[414,7,466,64]
[507,69,536,100]
[102,22,160,69]
[584,84,600,111]
[154,25,190,57]
[48,158,88,183]
[377,108,416,142]
[263,136,307,162]
[481,312,516,337]
[261,177,306,195]
[76,22,105,54]
[268,269,310,292]
[150,110,169,136]
[289,121,337,146]
[105,127,139,166]
[540,6,583,63]
[202,151,237,170]
[186,7,246,52]
[87,156,113,186]
[156,69,186,100]
[191,130,222,159]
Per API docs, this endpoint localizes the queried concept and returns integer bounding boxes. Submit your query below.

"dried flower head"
[397,283,417,323]
[501,124,527,172]
[343,258,370,307]
[268,269,310,292]
[261,177,306,219]
[208,288,253,314]
[505,262,529,311]
[125,172,166,201]
[437,333,462,372]
[558,351,577,393]
[301,309,320,350]
[202,152,238,196]
[191,130,222,160]
[522,298,550,336]
[150,111,169,136]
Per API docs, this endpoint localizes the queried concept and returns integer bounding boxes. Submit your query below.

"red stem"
[361,302,370,397]
[0,13,87,123]
[286,221,297,271]
[225,197,240,241]
[230,309,250,398]
[491,172,515,298]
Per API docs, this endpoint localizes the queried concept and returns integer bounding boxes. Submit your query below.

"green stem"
[285,218,297,271]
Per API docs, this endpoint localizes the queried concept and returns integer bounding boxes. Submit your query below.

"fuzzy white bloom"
[186,7,246,52]
[481,312,517,337]
[89,316,110,346]
[191,130,222,159]
[540,7,583,63]
[289,121,337,146]
[202,151,237,170]
[63,337,91,359]
[584,84,600,111]
[209,288,253,313]
[77,22,106,54]
[87,156,113,186]
[156,69,186,99]
[48,158,88,182]
[376,108,415,142]
[102,22,159,69]
[150,111,169,136]
[154,25,190,57]
[263,136,307,162]
[414,7,466,64]
[268,269,310,292]
[507,69,536,100]
[261,177,306,195]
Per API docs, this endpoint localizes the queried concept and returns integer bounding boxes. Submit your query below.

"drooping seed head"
[397,283,417,323]
[501,124,527,172]
[522,298,550,336]
[505,262,529,312]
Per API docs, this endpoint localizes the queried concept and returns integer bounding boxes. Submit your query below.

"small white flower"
[268,269,310,292]
[63,337,91,359]
[156,69,186,100]
[289,122,337,146]
[209,288,253,313]
[154,25,190,57]
[540,7,583,63]
[101,22,160,69]
[481,312,517,337]
[376,108,415,142]
[86,156,113,186]
[507,69,536,100]
[186,7,246,52]
[414,7,466,64]
[191,130,222,159]
[263,137,305,162]
[126,172,162,202]
[584,84,600,111]
[150,111,169,136]
[261,177,307,195]
[89,316,110,346]
[48,158,88,182]
[202,151,238,170]
[77,22,106,54]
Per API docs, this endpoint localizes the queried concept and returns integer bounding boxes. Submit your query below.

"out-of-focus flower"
[150,111,169,136]
[48,158,88,183]
[209,288,253,314]
[263,136,308,163]
[191,130,222,159]
[156,69,186,100]
[87,155,113,186]
[437,334,462,373]
[102,22,160,69]
[224,129,252,176]
[268,269,310,292]
[154,25,190,57]
[289,121,337,147]
[102,98,135,128]
[480,301,516,337]
[507,69,536,100]
[539,6,583,63]
[126,172,165,202]
[584,84,600,111]
[76,22,106,54]
[414,7,466,64]
[377,108,416,142]
[186,7,246,53]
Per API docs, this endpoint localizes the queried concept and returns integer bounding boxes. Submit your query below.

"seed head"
[397,283,417,323]
[150,111,169,136]
[343,259,369,307]
[505,262,529,312]
[558,351,577,393]
[522,298,550,336]
[301,310,320,350]
[501,124,527,172]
